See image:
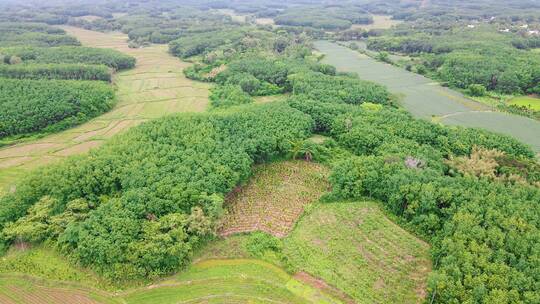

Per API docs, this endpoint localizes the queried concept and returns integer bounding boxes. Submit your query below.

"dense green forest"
[0,0,539,303]
[0,22,135,141]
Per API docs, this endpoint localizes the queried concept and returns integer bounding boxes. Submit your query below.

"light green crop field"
[0,27,210,191]
[220,160,329,237]
[315,41,540,152]
[284,202,431,304]
[509,95,540,110]
[0,246,341,304]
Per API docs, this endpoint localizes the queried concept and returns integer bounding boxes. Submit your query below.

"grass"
[283,201,431,304]
[0,252,342,304]
[508,95,540,110]
[0,27,210,191]
[351,15,402,30]
[220,160,330,237]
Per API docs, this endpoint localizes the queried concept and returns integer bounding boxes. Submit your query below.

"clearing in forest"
[284,201,431,304]
[0,27,209,190]
[220,160,330,237]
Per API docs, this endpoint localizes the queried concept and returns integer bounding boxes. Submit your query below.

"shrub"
[209,84,253,108]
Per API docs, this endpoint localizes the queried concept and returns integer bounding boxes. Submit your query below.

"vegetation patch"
[284,202,431,303]
[0,258,341,304]
[220,160,329,237]
[508,95,540,110]
[0,78,114,139]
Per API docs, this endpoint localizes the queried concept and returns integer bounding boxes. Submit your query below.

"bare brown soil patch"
[219,161,329,238]
[294,272,356,304]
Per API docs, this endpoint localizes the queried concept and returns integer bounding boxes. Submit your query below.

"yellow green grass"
[284,202,431,304]
[0,247,341,304]
[508,95,540,110]
[0,27,209,191]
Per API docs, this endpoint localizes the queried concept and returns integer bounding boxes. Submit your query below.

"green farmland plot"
[509,96,540,110]
[314,41,540,152]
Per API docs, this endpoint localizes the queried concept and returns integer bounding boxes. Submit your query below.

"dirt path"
[0,27,210,190]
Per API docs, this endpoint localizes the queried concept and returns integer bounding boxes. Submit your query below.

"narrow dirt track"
[0,27,210,190]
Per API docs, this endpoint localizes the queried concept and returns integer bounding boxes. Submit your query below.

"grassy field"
[284,202,431,304]
[0,249,341,304]
[509,95,540,110]
[315,41,540,152]
[220,160,329,237]
[0,158,432,303]
[351,15,402,30]
[0,27,209,191]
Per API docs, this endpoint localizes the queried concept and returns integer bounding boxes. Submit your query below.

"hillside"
[0,1,539,303]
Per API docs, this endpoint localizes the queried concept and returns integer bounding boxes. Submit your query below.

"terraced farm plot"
[315,41,540,152]
[0,257,341,304]
[0,27,209,190]
[284,202,431,304]
[123,259,341,304]
[220,160,330,237]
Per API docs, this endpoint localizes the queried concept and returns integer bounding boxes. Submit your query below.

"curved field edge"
[314,41,540,152]
[0,258,341,304]
[0,27,210,191]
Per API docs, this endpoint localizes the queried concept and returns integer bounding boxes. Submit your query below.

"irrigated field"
[284,202,431,304]
[315,41,540,152]
[220,160,329,237]
[0,27,209,190]
[509,95,540,110]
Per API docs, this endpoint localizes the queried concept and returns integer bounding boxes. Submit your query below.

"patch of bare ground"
[294,272,355,304]
[219,160,329,238]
